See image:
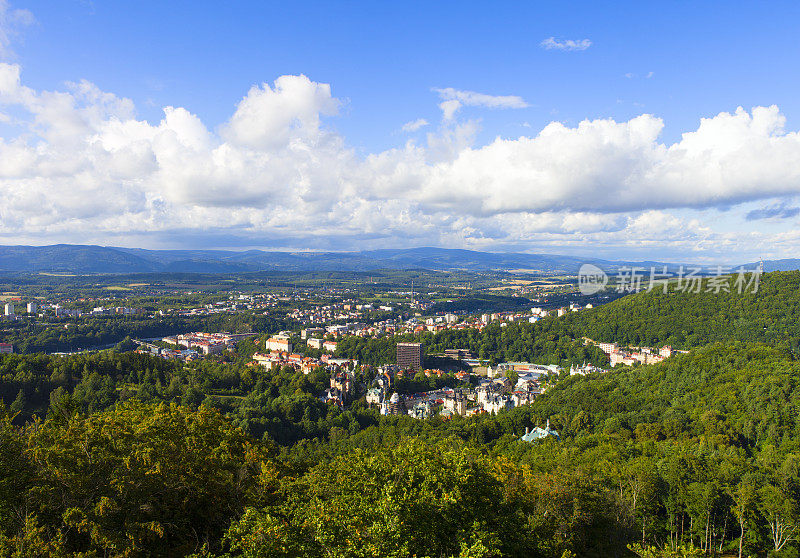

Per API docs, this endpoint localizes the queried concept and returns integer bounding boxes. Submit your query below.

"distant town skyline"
[2,1,800,262]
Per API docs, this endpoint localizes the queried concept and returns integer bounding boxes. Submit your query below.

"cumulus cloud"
[409,106,800,216]
[401,118,428,132]
[220,75,339,150]
[434,87,528,120]
[540,37,592,51]
[3,62,800,258]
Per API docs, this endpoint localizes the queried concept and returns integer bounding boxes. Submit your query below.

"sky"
[2,0,800,262]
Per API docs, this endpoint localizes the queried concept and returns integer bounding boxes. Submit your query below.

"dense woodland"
[569,271,800,351]
[0,271,799,556]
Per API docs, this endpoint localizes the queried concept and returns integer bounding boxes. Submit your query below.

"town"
[228,329,677,424]
[0,272,614,356]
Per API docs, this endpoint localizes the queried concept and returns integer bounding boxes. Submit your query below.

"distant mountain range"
[758,258,800,272]
[0,244,778,275]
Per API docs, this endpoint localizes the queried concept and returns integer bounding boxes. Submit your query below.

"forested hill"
[563,270,800,351]
[2,341,799,555]
[528,341,800,445]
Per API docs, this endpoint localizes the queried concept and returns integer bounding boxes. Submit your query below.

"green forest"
[568,271,800,351]
[0,271,799,556]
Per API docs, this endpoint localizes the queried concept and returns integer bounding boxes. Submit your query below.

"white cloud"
[220,75,339,150]
[540,37,592,51]
[0,0,33,59]
[3,62,800,259]
[407,106,800,217]
[401,118,428,132]
[434,87,528,110]
[439,99,461,121]
[433,87,528,120]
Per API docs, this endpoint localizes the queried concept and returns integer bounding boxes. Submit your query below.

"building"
[609,349,665,367]
[0,343,12,354]
[610,352,635,367]
[54,305,75,318]
[409,400,436,419]
[307,338,325,349]
[520,420,560,442]
[444,348,473,360]
[442,392,467,416]
[492,377,512,393]
[366,387,382,406]
[266,336,292,353]
[396,342,422,371]
[381,392,406,415]
[322,356,355,367]
[4,303,14,317]
[26,302,37,314]
[191,340,226,355]
[301,327,325,339]
[330,370,354,399]
[321,387,345,407]
[597,342,619,355]
[490,362,556,379]
[511,390,537,407]
[114,307,142,315]
[569,363,607,376]
[483,394,513,414]
[326,324,349,335]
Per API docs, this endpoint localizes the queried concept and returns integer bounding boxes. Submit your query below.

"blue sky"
[3,0,800,262]
[20,1,800,147]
